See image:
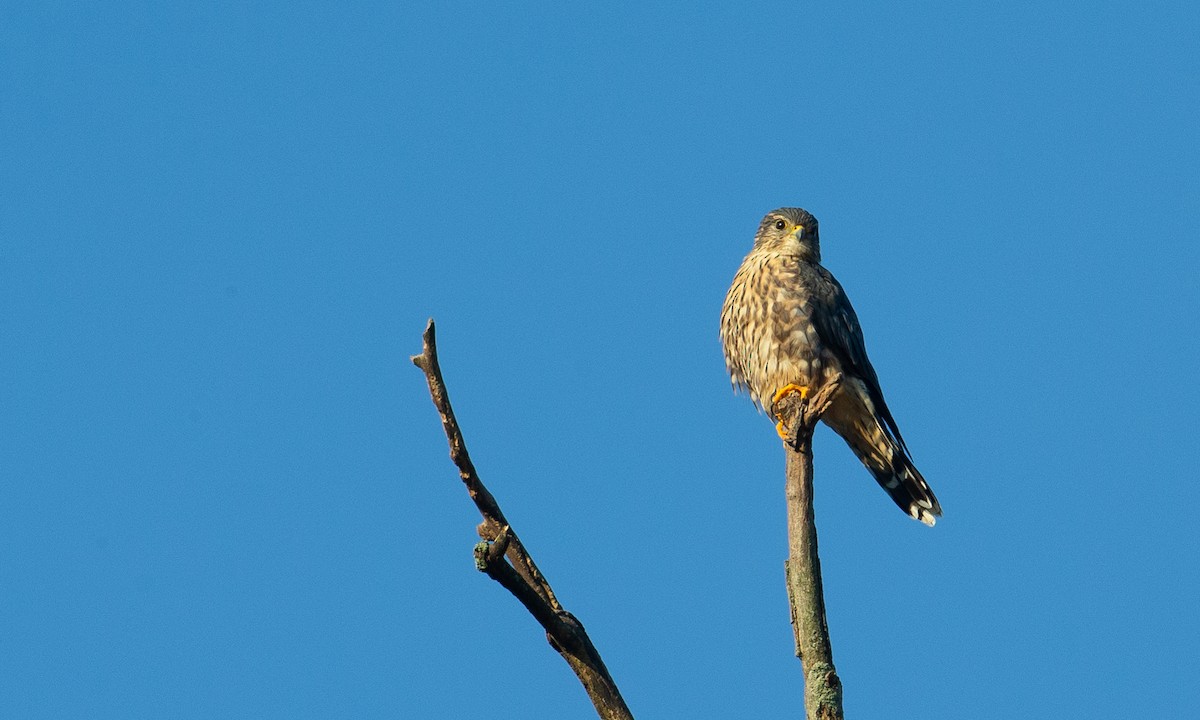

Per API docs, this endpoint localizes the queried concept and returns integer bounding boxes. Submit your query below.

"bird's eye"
[774,219,787,230]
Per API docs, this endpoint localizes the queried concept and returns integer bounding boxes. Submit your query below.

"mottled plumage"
[720,208,942,525]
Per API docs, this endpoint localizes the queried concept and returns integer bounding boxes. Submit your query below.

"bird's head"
[753,207,820,261]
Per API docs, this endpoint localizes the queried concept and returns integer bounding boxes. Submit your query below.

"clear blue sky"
[3,2,1198,718]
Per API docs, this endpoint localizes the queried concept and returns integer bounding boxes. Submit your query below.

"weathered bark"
[775,377,845,720]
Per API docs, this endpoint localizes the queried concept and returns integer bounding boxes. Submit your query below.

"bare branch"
[773,375,845,720]
[413,319,633,720]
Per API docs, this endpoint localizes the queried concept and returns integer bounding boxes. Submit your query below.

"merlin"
[720,207,942,525]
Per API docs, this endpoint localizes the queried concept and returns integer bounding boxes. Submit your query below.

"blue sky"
[3,2,1198,718]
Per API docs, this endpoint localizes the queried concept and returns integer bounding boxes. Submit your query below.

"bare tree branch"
[773,376,846,720]
[412,319,633,720]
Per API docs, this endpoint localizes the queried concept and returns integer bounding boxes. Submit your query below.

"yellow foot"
[772,384,809,439]
[772,383,809,405]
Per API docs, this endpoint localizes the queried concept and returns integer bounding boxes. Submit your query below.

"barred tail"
[823,391,942,526]
[875,447,941,526]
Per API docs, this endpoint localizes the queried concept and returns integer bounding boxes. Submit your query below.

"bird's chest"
[748,264,837,387]
[765,303,830,384]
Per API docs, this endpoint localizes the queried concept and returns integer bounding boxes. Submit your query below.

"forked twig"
[412,319,633,720]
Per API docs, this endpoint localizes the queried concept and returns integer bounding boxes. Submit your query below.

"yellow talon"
[772,383,809,404]
[772,384,810,439]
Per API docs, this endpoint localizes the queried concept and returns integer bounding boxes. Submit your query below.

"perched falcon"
[720,207,942,525]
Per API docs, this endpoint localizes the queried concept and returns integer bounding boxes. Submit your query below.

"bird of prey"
[720,207,942,525]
